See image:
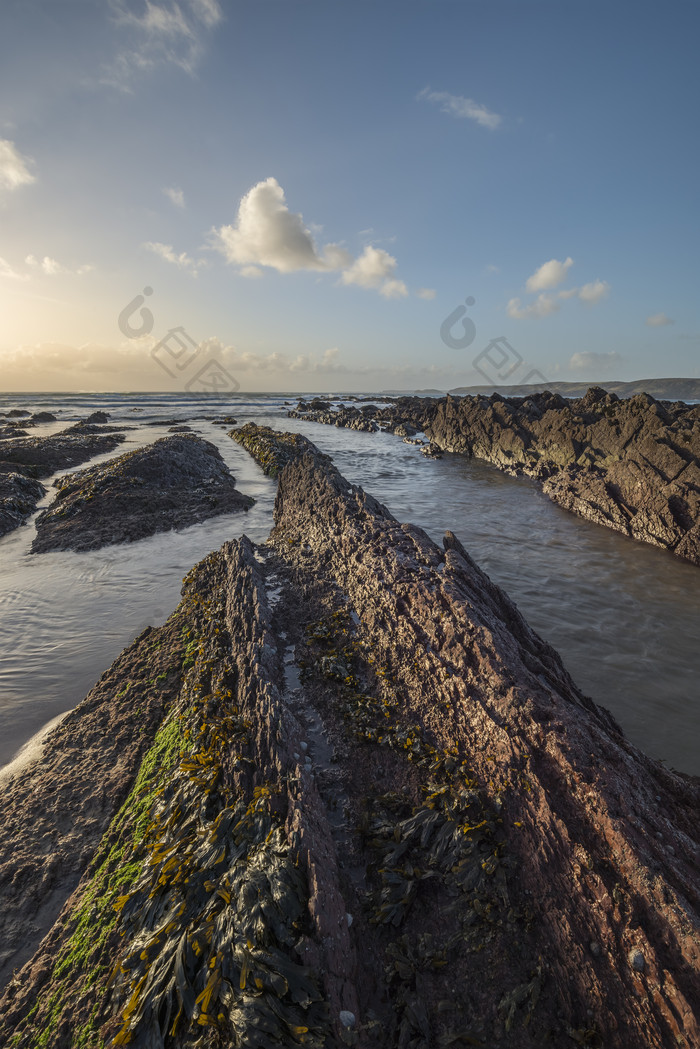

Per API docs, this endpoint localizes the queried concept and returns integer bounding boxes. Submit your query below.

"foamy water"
[1,392,698,774]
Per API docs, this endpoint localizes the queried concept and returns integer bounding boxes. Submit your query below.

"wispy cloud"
[577,279,609,306]
[646,312,674,327]
[163,185,185,208]
[143,240,201,274]
[213,177,410,299]
[0,257,30,281]
[0,139,36,194]
[570,351,622,372]
[417,87,502,129]
[416,288,436,300]
[25,254,93,276]
[103,0,223,90]
[507,293,559,320]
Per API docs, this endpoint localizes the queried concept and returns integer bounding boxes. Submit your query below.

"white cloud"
[25,254,93,277]
[239,265,263,279]
[570,351,622,372]
[525,256,574,292]
[104,0,223,89]
[577,279,609,305]
[341,246,405,298]
[485,264,500,274]
[0,257,30,281]
[163,185,185,208]
[0,139,35,194]
[646,312,674,327]
[214,177,348,274]
[418,87,502,129]
[507,294,560,320]
[416,288,436,300]
[509,260,609,319]
[214,178,410,299]
[143,240,200,274]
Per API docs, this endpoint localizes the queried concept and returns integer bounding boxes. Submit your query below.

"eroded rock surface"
[427,388,700,565]
[0,425,127,538]
[32,433,255,553]
[1,435,697,1048]
[291,389,700,565]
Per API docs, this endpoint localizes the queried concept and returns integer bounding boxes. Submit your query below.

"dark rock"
[0,473,46,537]
[31,434,255,553]
[0,437,698,1047]
[422,389,700,566]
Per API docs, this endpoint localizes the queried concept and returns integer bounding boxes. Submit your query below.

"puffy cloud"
[163,186,185,208]
[214,177,348,274]
[577,279,609,305]
[646,312,674,327]
[416,287,436,300]
[508,259,609,319]
[0,139,35,194]
[525,256,574,292]
[144,240,200,274]
[341,246,405,298]
[417,87,502,129]
[507,294,559,320]
[214,178,411,299]
[569,351,622,372]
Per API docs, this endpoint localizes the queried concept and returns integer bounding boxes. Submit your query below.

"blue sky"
[0,0,698,392]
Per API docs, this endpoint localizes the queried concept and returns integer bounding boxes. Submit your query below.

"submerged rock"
[31,433,255,553]
[0,435,697,1047]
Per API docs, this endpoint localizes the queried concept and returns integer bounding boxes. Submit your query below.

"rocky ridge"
[290,389,700,565]
[0,427,697,1047]
[31,433,255,554]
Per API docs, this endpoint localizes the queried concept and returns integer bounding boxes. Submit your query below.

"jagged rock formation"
[0,431,697,1048]
[0,426,127,538]
[32,434,255,554]
[289,397,434,436]
[230,423,320,477]
[291,389,700,566]
[427,388,700,565]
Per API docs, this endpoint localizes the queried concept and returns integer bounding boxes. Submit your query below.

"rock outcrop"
[427,389,700,565]
[0,432,697,1047]
[0,426,127,538]
[31,434,255,553]
[291,390,700,566]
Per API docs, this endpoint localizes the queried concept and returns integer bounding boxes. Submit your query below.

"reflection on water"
[0,393,699,775]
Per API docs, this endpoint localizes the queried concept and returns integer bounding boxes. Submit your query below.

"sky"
[0,0,698,393]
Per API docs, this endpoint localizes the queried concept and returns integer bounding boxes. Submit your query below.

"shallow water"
[0,392,698,774]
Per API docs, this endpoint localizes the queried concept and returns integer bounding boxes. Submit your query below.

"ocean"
[1,391,699,775]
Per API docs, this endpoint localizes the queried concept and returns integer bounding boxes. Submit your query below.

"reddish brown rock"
[0,437,697,1048]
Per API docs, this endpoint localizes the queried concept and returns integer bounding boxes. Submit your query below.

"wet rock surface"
[1,435,697,1048]
[0,424,127,538]
[31,433,255,553]
[292,389,700,566]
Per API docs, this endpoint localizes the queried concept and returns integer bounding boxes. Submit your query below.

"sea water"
[1,392,698,774]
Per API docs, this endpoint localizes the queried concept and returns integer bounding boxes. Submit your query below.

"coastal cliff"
[290,388,700,566]
[0,430,697,1048]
